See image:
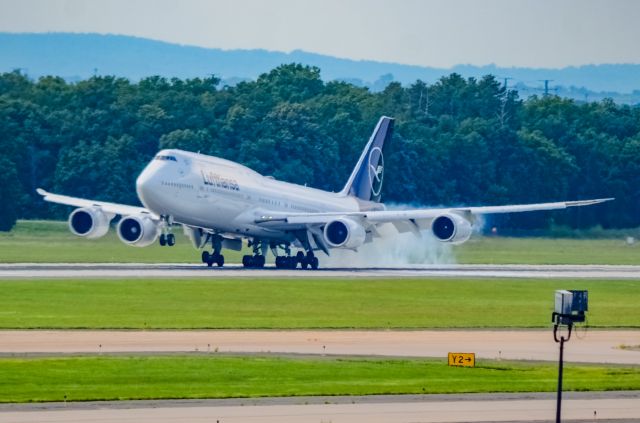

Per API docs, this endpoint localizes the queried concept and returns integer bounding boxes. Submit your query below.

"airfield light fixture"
[551,289,588,423]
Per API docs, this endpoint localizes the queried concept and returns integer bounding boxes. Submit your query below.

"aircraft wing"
[255,198,614,228]
[36,188,157,218]
[362,198,614,223]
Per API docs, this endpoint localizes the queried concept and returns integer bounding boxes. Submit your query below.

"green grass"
[0,220,245,263]
[0,355,638,403]
[1,278,638,329]
[458,236,640,265]
[2,220,639,264]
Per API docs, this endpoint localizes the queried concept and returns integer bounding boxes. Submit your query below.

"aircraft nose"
[136,162,162,208]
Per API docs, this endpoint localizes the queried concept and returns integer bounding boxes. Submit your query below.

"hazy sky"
[0,0,638,68]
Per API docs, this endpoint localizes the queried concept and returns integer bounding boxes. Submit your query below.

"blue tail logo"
[369,146,384,198]
[340,116,394,203]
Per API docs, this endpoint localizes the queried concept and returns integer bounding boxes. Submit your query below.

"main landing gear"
[201,234,224,267]
[241,240,319,269]
[201,237,321,270]
[256,241,319,270]
[274,251,318,269]
[242,239,267,268]
[296,250,319,270]
[202,250,224,267]
[242,254,265,268]
[274,255,296,269]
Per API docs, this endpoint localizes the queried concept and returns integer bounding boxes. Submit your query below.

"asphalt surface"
[2,392,640,422]
[1,263,640,278]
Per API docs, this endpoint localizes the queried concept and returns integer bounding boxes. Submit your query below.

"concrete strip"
[1,397,639,423]
[1,263,640,279]
[1,330,638,364]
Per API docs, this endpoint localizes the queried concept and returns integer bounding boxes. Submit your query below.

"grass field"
[0,220,246,263]
[1,220,639,264]
[457,236,640,265]
[0,278,638,329]
[1,355,638,403]
[3,223,637,405]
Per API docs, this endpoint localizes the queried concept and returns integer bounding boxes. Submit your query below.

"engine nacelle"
[323,217,366,249]
[68,207,110,239]
[431,213,473,244]
[117,214,159,247]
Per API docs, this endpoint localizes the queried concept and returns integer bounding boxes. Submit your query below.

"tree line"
[0,64,638,232]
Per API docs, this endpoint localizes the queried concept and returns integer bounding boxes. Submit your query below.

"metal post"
[553,323,572,423]
[556,332,564,423]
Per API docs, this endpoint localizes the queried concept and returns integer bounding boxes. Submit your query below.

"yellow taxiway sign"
[448,352,475,367]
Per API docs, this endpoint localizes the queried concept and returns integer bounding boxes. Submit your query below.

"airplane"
[38,116,612,269]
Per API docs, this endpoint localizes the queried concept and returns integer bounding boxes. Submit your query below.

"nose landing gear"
[158,216,176,247]
[159,233,175,246]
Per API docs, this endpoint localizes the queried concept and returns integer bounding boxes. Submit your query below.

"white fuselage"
[136,149,362,240]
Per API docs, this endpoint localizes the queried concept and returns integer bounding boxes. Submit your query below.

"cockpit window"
[155,155,177,162]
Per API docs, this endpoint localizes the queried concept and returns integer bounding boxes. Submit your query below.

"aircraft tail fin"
[340,116,394,203]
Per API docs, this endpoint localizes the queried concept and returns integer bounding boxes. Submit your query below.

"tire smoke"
[321,222,456,267]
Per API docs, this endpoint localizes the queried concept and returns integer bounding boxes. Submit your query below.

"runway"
[2,263,640,278]
[2,392,640,423]
[2,329,639,364]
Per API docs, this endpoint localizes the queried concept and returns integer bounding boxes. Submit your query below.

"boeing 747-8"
[38,117,612,269]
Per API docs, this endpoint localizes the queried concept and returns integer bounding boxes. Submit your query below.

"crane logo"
[368,146,384,198]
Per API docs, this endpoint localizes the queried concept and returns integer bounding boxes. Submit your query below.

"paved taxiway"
[2,263,640,278]
[2,392,640,423]
[2,330,639,364]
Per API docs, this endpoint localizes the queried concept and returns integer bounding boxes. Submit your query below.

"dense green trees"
[0,65,638,232]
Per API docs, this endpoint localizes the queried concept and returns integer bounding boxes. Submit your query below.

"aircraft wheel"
[279,257,288,269]
[242,255,253,268]
[159,234,166,246]
[311,256,319,270]
[202,251,210,263]
[254,255,265,268]
[288,256,298,269]
[167,233,175,246]
[300,257,309,270]
[216,254,225,267]
[295,251,305,263]
[275,256,283,269]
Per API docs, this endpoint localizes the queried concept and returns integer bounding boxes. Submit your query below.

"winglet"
[565,198,614,207]
[36,188,47,196]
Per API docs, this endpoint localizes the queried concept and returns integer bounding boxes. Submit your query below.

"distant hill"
[1,33,639,103]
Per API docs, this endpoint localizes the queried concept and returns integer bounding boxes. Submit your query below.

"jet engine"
[68,207,111,239]
[323,217,366,249]
[431,213,473,244]
[117,214,159,247]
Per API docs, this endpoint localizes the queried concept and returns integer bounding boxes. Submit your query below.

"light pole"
[551,290,588,423]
